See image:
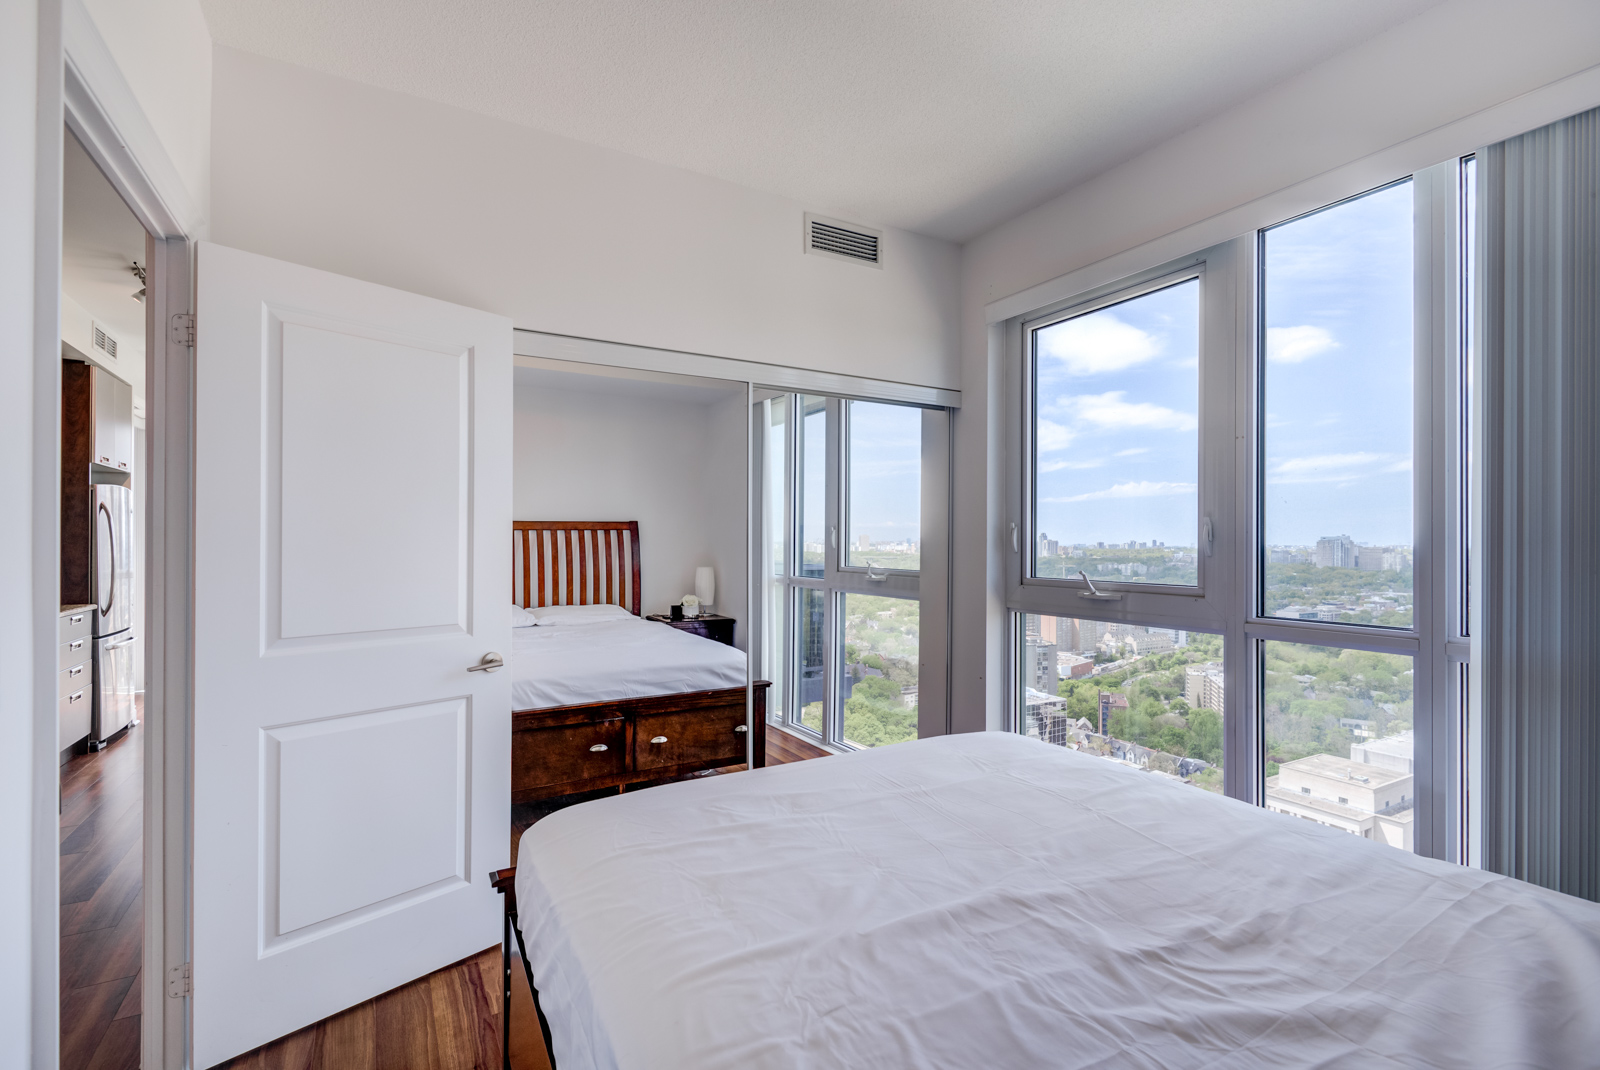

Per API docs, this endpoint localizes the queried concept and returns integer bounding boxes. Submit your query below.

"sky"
[844,401,922,551]
[1031,179,1416,550]
[1261,180,1413,548]
[1033,278,1200,547]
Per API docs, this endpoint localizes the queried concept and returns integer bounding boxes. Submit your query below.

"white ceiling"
[62,130,148,365]
[201,0,1442,242]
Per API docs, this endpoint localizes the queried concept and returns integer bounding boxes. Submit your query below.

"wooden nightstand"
[646,613,736,646]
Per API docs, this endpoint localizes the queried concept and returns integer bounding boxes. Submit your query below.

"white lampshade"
[694,566,715,609]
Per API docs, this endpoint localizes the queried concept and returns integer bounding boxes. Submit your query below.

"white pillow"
[528,603,634,626]
[512,604,539,628]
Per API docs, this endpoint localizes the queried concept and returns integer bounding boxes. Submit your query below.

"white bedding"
[511,616,746,711]
[515,731,1600,1070]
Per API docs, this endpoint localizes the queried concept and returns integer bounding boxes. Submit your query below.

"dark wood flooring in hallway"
[60,717,143,1070]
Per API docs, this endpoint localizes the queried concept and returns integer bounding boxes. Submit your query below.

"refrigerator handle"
[106,635,138,649]
[97,500,115,618]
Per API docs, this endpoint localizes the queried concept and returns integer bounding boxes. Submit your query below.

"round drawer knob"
[589,743,608,752]
[650,736,668,744]
[734,724,748,733]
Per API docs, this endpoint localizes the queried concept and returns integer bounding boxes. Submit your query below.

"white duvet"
[515,731,1600,1070]
[511,616,747,711]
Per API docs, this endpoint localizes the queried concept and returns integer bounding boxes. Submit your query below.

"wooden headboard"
[513,521,641,617]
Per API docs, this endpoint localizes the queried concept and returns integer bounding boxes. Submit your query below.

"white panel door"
[191,242,512,1067]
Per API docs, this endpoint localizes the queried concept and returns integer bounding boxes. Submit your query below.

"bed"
[510,521,768,804]
[504,731,1600,1070]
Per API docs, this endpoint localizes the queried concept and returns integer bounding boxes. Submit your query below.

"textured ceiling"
[200,0,1441,241]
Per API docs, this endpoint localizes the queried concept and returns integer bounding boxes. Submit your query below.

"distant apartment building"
[1184,662,1225,712]
[1058,652,1094,678]
[1351,729,1415,773]
[1315,534,1358,568]
[1098,691,1129,736]
[1339,717,1378,739]
[1265,732,1415,849]
[1126,629,1174,656]
[1277,604,1320,619]
[1072,618,1110,654]
[1035,615,1057,644]
[857,533,871,551]
[1025,636,1058,696]
[1038,532,1059,557]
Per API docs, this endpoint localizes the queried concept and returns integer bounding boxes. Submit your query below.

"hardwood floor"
[212,946,554,1070]
[213,720,828,1069]
[60,718,143,1070]
[766,724,832,765]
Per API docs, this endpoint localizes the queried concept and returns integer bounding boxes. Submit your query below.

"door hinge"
[169,313,195,348]
[167,962,191,998]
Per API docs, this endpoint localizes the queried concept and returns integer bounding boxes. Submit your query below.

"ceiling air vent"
[91,322,117,361]
[805,213,882,268]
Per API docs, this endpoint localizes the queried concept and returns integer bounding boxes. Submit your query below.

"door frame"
[58,5,201,1067]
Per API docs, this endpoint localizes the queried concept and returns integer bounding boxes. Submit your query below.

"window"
[840,593,918,747]
[1261,640,1416,852]
[764,394,941,750]
[1008,158,1471,861]
[1028,276,1201,587]
[845,401,922,572]
[1260,180,1414,627]
[1018,614,1223,792]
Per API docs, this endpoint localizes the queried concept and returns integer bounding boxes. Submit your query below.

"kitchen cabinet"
[90,364,133,473]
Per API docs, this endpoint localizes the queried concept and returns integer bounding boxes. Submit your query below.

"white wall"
[514,367,748,646]
[0,3,42,1064]
[950,0,1600,731]
[78,0,210,210]
[69,0,211,234]
[210,47,961,392]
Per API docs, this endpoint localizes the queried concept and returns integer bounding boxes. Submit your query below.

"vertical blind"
[1476,105,1600,901]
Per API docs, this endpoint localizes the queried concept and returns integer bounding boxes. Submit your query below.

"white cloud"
[1267,452,1412,484]
[1039,458,1105,472]
[1114,448,1149,457]
[1038,313,1160,375]
[1267,325,1338,364]
[1035,418,1075,452]
[1075,391,1197,432]
[1047,481,1197,503]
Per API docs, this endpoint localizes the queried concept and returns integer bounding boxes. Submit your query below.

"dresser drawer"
[59,661,90,698]
[60,636,89,669]
[634,709,747,772]
[513,717,627,794]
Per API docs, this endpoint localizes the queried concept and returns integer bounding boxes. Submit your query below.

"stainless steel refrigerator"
[90,481,137,749]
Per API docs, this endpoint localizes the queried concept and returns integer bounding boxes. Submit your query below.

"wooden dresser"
[512,682,770,802]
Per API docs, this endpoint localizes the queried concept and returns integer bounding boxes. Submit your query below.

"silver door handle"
[106,635,138,649]
[589,744,608,752]
[734,725,748,733]
[68,666,84,678]
[467,652,504,673]
[97,502,115,618]
[650,735,668,744]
